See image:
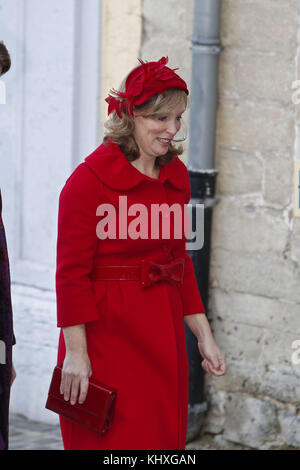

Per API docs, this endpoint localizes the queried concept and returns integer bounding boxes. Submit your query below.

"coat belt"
[90,257,185,288]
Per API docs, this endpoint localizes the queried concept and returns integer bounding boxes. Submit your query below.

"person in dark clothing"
[0,40,16,451]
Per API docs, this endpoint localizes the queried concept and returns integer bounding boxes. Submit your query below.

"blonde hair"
[103,80,188,167]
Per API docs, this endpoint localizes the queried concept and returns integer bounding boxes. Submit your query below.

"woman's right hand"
[60,352,92,405]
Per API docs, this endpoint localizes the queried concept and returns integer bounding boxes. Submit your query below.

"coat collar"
[84,139,186,191]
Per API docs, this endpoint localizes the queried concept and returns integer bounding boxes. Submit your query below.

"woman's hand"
[184,314,226,377]
[197,336,226,376]
[60,352,92,405]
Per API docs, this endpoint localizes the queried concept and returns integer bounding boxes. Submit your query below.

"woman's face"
[133,99,186,159]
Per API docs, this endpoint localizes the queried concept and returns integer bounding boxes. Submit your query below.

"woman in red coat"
[56,57,226,450]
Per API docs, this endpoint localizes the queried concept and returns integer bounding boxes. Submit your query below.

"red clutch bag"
[45,364,117,436]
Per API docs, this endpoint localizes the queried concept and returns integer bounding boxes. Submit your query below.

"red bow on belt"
[140,258,185,288]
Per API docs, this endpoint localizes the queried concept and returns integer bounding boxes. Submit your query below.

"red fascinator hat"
[105,56,189,118]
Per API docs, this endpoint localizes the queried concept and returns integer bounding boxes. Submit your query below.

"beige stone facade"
[101,0,142,127]
[101,0,300,449]
[207,0,300,449]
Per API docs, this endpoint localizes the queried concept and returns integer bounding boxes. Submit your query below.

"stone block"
[277,409,300,448]
[291,217,300,265]
[234,52,295,105]
[221,0,297,54]
[205,304,300,403]
[141,0,194,163]
[209,289,300,335]
[211,199,289,255]
[218,49,239,101]
[216,101,295,154]
[219,49,295,105]
[142,0,193,42]
[101,0,142,123]
[9,284,59,424]
[210,248,300,304]
[214,146,262,195]
[294,79,300,122]
[223,393,278,448]
[203,389,227,434]
[263,153,293,206]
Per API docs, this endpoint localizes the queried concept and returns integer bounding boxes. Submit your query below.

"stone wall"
[141,0,300,449]
[205,0,300,449]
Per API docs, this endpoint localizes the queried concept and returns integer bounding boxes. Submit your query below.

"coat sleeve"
[172,166,206,317]
[56,163,102,327]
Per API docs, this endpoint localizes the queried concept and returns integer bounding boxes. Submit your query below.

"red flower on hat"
[105,56,187,119]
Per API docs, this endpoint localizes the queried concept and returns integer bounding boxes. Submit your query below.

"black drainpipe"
[185,0,223,441]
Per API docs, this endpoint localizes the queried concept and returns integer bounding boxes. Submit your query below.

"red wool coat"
[56,140,206,450]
